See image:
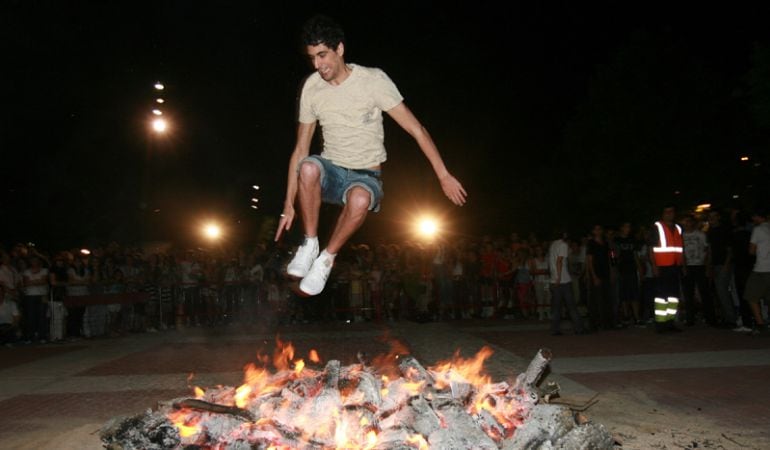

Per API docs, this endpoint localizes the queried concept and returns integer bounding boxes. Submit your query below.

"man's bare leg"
[326,187,371,254]
[286,161,323,279]
[299,187,370,295]
[297,161,322,237]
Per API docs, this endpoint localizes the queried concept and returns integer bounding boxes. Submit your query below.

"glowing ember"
[407,433,431,450]
[167,409,200,438]
[193,386,205,399]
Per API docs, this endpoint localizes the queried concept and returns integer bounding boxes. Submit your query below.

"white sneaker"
[299,251,334,296]
[287,237,319,278]
[732,326,752,333]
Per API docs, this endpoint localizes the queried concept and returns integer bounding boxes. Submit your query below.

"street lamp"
[416,216,440,241]
[152,118,168,133]
[203,223,222,240]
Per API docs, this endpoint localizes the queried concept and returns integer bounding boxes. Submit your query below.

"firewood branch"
[172,398,255,422]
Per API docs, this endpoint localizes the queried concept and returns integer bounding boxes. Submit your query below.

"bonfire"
[101,338,614,449]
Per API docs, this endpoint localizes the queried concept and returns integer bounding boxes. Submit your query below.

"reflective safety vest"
[652,221,684,266]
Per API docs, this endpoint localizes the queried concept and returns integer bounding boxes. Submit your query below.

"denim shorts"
[300,155,383,212]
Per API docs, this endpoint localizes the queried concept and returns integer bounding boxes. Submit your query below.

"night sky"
[3,1,770,248]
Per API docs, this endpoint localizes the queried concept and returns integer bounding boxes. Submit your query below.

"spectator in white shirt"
[744,208,770,333]
[22,256,50,342]
[682,215,716,326]
[548,231,585,335]
[0,286,21,345]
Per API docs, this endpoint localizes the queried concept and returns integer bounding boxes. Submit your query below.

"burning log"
[171,398,255,422]
[430,401,499,449]
[342,367,383,409]
[101,346,614,449]
[519,348,552,388]
[398,355,435,386]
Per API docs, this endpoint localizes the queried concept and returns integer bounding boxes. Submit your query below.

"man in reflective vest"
[649,205,684,333]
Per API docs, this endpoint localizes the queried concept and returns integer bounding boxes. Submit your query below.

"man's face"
[662,207,676,223]
[306,43,345,83]
[620,223,631,236]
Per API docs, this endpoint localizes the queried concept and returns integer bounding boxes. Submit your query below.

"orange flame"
[168,337,521,448]
[294,359,305,376]
[364,430,378,449]
[168,409,200,438]
[234,384,252,409]
[273,337,295,371]
[403,380,426,396]
[431,346,494,389]
[193,386,205,399]
[371,336,411,378]
[406,434,430,449]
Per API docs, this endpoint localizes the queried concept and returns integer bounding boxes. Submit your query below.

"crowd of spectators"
[0,206,767,346]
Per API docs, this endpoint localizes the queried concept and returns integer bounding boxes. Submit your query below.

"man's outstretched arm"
[275,121,317,241]
[386,102,467,206]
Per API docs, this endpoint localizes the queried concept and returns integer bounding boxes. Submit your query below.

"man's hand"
[439,173,467,206]
[274,208,295,241]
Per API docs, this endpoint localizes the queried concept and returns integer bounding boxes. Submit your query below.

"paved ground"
[0,318,769,449]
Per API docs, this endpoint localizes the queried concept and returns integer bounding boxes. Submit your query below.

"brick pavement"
[0,320,767,449]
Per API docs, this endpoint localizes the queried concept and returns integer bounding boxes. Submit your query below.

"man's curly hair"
[301,15,345,50]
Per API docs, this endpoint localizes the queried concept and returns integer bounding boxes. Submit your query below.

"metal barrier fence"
[41,275,538,339]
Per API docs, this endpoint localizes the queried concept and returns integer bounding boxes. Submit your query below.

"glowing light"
[80,249,91,255]
[251,198,259,202]
[416,216,439,239]
[154,82,165,90]
[152,109,163,116]
[294,359,305,375]
[203,223,221,240]
[250,205,258,209]
[152,118,167,132]
[695,203,712,213]
[156,98,165,104]
[740,156,749,161]
[253,185,260,190]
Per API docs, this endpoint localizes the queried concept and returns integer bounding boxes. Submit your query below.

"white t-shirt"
[66,267,91,296]
[23,268,49,296]
[750,222,770,273]
[548,239,571,284]
[299,64,404,169]
[683,230,708,266]
[0,265,18,290]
